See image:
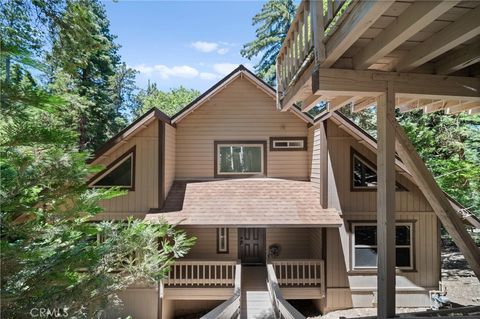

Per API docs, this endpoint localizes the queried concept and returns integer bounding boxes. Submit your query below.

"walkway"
[240,267,275,319]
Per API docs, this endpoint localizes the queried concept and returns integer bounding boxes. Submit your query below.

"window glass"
[353,154,377,188]
[217,227,228,253]
[218,145,262,174]
[93,156,132,187]
[353,223,413,269]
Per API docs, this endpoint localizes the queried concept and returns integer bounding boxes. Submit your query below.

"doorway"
[238,228,266,265]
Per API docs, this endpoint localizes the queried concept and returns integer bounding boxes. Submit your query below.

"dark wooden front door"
[239,228,265,265]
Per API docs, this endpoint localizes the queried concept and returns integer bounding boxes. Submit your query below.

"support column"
[376,82,396,318]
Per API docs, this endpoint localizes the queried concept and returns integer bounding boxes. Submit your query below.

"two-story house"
[88,65,466,319]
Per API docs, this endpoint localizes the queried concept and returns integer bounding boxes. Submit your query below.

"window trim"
[350,221,415,271]
[269,136,307,151]
[88,146,136,191]
[350,148,408,192]
[217,227,229,254]
[214,141,267,178]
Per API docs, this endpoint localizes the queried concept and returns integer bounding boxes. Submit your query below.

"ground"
[311,241,480,318]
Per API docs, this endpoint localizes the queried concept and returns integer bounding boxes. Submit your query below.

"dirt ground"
[311,242,480,318]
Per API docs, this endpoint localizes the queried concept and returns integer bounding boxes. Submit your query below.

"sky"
[103,1,266,92]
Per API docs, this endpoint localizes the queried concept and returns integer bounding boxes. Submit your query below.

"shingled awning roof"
[146,178,342,227]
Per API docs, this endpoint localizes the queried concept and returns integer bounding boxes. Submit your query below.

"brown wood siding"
[175,77,309,179]
[325,212,440,310]
[266,228,312,259]
[164,124,176,199]
[96,121,159,213]
[326,119,432,213]
[309,124,321,202]
[182,228,238,261]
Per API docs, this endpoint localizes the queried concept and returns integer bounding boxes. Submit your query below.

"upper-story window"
[270,137,307,151]
[351,148,407,191]
[215,141,266,177]
[89,146,135,190]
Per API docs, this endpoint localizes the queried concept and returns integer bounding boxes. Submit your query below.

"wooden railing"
[267,263,307,319]
[165,260,237,287]
[272,259,325,290]
[200,261,241,319]
[277,0,350,98]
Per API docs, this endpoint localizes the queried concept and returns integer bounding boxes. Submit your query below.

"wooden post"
[376,82,396,318]
[394,120,480,279]
[310,0,325,63]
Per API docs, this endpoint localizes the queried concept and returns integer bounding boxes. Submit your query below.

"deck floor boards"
[240,267,275,319]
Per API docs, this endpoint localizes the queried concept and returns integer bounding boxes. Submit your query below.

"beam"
[354,1,459,70]
[397,5,480,72]
[327,96,357,112]
[310,0,325,63]
[315,68,480,100]
[301,94,328,112]
[376,83,396,318]
[352,97,376,113]
[394,121,480,280]
[435,42,480,75]
[446,101,480,114]
[322,0,394,68]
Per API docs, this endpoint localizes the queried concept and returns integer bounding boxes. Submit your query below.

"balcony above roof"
[276,0,480,117]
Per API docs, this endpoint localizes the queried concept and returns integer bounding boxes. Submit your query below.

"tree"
[47,0,137,151]
[135,84,200,117]
[241,0,297,85]
[1,2,195,317]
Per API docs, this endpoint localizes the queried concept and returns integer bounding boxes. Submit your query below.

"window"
[352,223,414,270]
[270,137,307,151]
[217,228,229,253]
[89,146,135,190]
[351,148,407,191]
[215,141,266,176]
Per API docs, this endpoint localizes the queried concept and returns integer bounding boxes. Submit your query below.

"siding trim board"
[158,121,166,208]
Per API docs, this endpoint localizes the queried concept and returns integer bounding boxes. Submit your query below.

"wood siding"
[266,228,312,259]
[183,228,238,261]
[175,77,309,179]
[96,121,159,214]
[324,212,440,311]
[326,119,432,213]
[164,123,176,198]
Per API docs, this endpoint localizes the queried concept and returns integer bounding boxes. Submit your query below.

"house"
[88,65,471,319]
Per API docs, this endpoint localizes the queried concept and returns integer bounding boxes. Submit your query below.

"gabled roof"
[170,65,312,124]
[327,111,480,229]
[89,65,312,164]
[146,178,342,227]
[88,108,170,164]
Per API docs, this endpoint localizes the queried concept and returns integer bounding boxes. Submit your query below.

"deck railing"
[272,259,325,290]
[200,261,241,319]
[267,263,307,319]
[277,0,351,99]
[165,260,237,287]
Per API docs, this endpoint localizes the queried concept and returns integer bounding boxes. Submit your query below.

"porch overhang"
[145,178,342,228]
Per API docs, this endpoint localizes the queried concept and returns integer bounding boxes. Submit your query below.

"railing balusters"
[271,259,324,288]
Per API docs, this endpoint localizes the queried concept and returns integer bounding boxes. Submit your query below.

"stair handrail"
[200,260,241,319]
[266,262,306,319]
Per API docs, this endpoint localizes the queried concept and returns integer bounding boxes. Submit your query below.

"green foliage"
[241,0,297,85]
[134,83,200,117]
[1,1,195,317]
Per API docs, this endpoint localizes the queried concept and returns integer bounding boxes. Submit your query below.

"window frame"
[214,141,267,178]
[88,146,136,191]
[217,227,229,254]
[350,148,408,192]
[269,136,307,151]
[350,221,415,271]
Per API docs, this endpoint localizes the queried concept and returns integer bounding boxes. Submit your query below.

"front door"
[239,228,265,265]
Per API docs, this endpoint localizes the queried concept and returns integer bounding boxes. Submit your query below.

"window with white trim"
[217,144,264,175]
[217,228,229,253]
[352,223,413,270]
